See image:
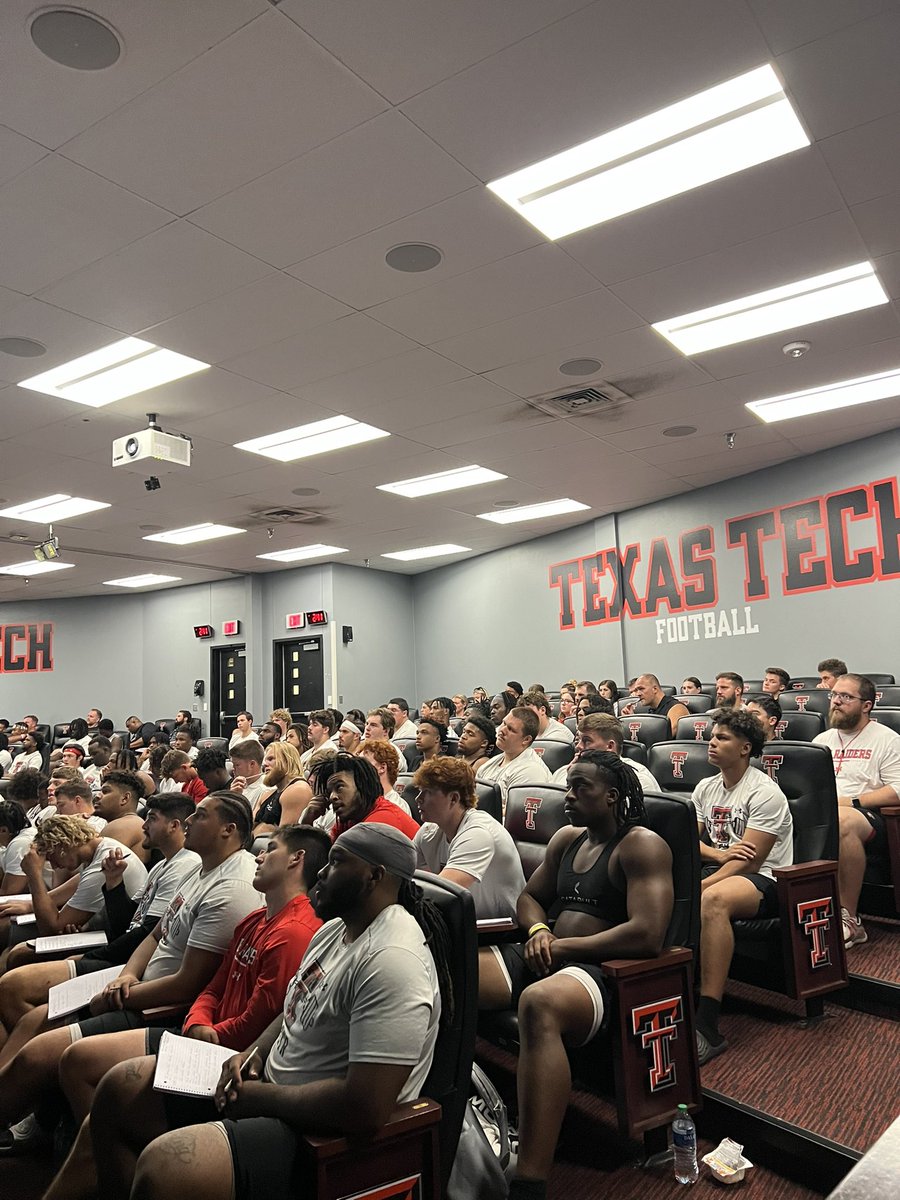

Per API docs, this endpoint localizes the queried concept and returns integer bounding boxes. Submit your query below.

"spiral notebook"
[153,1030,235,1098]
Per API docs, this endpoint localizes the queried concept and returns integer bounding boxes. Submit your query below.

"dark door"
[274,636,324,718]
[211,645,247,738]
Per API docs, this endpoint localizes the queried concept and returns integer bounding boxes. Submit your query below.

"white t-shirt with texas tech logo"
[813,721,900,800]
[143,849,260,982]
[264,904,439,1101]
[691,767,793,879]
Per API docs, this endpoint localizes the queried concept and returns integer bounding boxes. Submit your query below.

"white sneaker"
[842,908,868,948]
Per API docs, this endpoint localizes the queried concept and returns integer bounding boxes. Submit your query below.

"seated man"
[364,707,409,771]
[172,728,199,763]
[94,771,153,863]
[0,793,260,1151]
[299,709,335,768]
[303,754,419,842]
[817,658,847,690]
[479,750,673,1200]
[228,739,271,811]
[743,693,781,742]
[630,674,689,735]
[692,709,793,1063]
[195,748,230,794]
[0,794,199,1060]
[126,715,159,752]
[522,690,575,744]
[9,731,44,775]
[357,739,413,816]
[550,712,661,797]
[0,802,35,898]
[47,777,105,832]
[475,707,551,815]
[82,736,113,795]
[414,756,525,920]
[337,717,364,755]
[386,697,417,740]
[88,824,451,1200]
[161,749,208,804]
[813,673,900,948]
[762,666,790,698]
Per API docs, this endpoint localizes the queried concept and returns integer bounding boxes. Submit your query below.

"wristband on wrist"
[528,922,550,938]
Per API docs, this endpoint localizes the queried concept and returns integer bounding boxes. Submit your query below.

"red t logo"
[628,721,641,741]
[631,995,683,1092]
[693,720,707,742]
[523,797,542,831]
[795,694,809,711]
[761,753,783,781]
[669,750,688,780]
[796,897,833,968]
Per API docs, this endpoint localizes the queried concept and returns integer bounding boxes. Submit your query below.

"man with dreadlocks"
[479,749,674,1200]
[301,752,420,842]
[87,823,454,1200]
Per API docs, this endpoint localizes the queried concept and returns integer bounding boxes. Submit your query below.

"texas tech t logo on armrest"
[631,996,683,1092]
[796,897,834,969]
[523,796,542,831]
[761,753,784,782]
[669,750,688,779]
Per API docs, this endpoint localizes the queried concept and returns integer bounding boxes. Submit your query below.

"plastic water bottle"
[672,1104,699,1184]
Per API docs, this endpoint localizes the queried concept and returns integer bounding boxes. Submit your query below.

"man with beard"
[86,824,452,1200]
[814,674,900,948]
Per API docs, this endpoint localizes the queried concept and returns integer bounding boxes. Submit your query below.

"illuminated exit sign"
[286,612,306,630]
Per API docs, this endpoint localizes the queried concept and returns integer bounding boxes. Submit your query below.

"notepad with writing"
[48,965,121,1020]
[153,1030,235,1098]
[34,931,108,954]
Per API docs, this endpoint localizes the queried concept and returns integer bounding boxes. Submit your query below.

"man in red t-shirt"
[39,825,331,1194]
[162,749,208,804]
[301,753,420,841]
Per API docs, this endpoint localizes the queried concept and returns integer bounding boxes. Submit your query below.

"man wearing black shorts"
[692,709,793,1064]
[478,750,673,1200]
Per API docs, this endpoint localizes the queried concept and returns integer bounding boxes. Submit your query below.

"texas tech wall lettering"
[0,623,54,672]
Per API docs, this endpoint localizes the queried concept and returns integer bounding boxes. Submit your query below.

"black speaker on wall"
[342,625,353,645]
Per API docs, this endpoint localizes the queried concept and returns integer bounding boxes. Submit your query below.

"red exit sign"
[286,612,306,630]
[222,619,241,636]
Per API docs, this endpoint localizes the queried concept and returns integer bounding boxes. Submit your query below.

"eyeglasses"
[829,691,862,704]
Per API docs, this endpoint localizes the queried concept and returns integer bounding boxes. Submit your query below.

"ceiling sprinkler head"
[725,432,736,449]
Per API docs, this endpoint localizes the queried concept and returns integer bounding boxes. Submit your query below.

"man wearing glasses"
[814,674,900,948]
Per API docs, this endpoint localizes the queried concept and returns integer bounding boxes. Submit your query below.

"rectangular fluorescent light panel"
[18,338,209,408]
[0,560,74,575]
[477,499,589,524]
[235,416,389,463]
[103,574,182,588]
[654,262,889,355]
[0,494,110,523]
[382,544,471,561]
[487,64,809,238]
[143,523,245,546]
[747,366,900,423]
[377,465,507,498]
[257,544,349,563]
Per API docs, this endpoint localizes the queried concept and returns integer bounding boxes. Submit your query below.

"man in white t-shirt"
[9,732,43,776]
[550,713,661,799]
[229,739,272,811]
[476,707,551,816]
[522,690,575,744]
[413,756,524,920]
[0,802,36,897]
[386,697,418,741]
[364,708,409,773]
[813,674,900,949]
[357,739,412,817]
[692,709,792,1065]
[0,794,259,1150]
[92,822,446,1200]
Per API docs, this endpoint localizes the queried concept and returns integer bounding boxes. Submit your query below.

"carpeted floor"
[701,984,900,1152]
[847,914,900,985]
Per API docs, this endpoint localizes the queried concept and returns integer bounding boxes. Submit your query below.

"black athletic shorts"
[857,806,887,857]
[221,1116,301,1200]
[73,956,115,977]
[73,1008,181,1039]
[700,863,778,916]
[490,941,609,1044]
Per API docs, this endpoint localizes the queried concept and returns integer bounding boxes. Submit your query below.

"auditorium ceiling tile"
[37,222,271,333]
[627,422,788,467]
[0,298,130,386]
[61,11,387,215]
[341,374,517,433]
[0,156,170,295]
[110,368,290,427]
[191,111,476,267]
[401,401,554,451]
[287,187,541,310]
[0,0,266,148]
[400,0,765,180]
[852,192,900,259]
[720,334,900,402]
[819,111,900,208]
[780,409,900,454]
[746,0,890,55]
[0,124,47,188]
[293,351,472,425]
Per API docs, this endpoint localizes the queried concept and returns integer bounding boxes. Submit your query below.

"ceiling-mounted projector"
[112,414,191,472]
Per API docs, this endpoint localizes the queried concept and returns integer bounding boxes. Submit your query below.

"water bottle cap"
[677,1104,688,1112]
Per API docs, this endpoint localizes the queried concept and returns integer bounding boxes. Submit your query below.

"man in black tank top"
[478,750,674,1200]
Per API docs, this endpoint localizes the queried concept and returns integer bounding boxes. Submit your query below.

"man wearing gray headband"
[92,824,457,1200]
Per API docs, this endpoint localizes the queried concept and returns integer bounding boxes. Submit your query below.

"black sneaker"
[0,1113,51,1155]
[696,1028,729,1066]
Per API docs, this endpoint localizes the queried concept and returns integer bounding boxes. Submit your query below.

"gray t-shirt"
[265,905,439,1103]
[70,837,149,915]
[144,850,260,982]
[691,767,793,879]
[130,847,201,930]
[414,808,524,920]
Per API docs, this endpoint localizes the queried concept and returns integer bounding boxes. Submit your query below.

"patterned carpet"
[849,914,900,984]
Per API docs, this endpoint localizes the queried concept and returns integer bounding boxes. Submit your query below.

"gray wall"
[330,563,416,711]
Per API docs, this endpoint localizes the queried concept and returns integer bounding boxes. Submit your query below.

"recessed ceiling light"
[142,523,245,546]
[663,425,697,438]
[0,560,74,576]
[477,498,590,524]
[103,574,182,588]
[382,544,471,561]
[138,524,164,532]
[653,262,888,355]
[0,337,47,358]
[492,499,521,509]
[559,358,603,376]
[30,10,122,70]
[0,494,110,523]
[18,337,209,408]
[385,243,443,273]
[746,366,900,423]
[291,487,321,497]
[257,544,349,563]
[377,465,507,498]
[235,416,389,463]
[487,64,809,239]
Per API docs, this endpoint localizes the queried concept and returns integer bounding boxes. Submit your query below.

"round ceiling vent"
[385,243,443,273]
[292,487,321,497]
[559,357,602,376]
[662,425,697,438]
[30,9,122,70]
[0,337,47,357]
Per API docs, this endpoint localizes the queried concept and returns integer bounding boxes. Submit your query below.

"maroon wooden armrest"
[773,859,847,1000]
[140,1003,188,1023]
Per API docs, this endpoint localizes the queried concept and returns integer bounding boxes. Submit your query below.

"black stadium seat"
[789,676,821,690]
[474,781,502,822]
[647,740,718,797]
[620,739,649,767]
[530,738,574,773]
[198,736,228,754]
[870,708,900,736]
[863,673,896,685]
[772,711,824,741]
[36,723,52,742]
[658,685,677,696]
[778,691,830,717]
[675,713,714,742]
[874,685,900,707]
[503,784,570,879]
[52,722,71,747]
[619,713,672,752]
[675,693,713,714]
[155,718,176,735]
